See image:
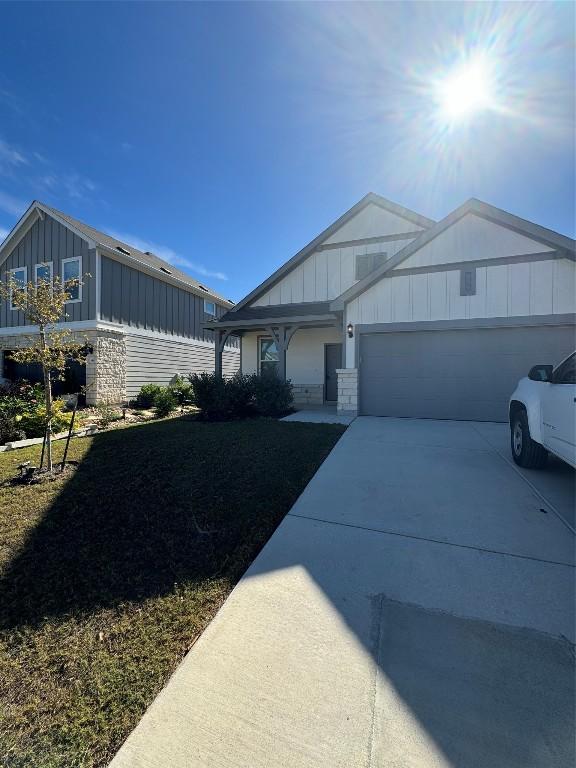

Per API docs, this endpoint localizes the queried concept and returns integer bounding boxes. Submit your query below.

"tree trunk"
[40,325,53,473]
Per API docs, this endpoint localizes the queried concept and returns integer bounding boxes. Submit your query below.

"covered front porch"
[206,306,356,411]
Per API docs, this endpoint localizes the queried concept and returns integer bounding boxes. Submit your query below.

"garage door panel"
[359,326,575,421]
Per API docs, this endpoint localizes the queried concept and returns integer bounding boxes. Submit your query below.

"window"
[8,267,27,310]
[34,261,53,286]
[553,353,576,385]
[460,268,476,296]
[355,252,386,281]
[62,256,81,303]
[259,337,279,377]
[204,300,216,316]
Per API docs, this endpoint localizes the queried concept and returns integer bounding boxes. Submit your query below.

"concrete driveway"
[112,418,575,768]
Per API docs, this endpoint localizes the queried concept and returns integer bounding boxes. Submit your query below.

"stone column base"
[292,384,324,406]
[336,368,358,414]
[85,330,127,405]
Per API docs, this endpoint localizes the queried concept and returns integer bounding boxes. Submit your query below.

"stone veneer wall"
[85,331,126,405]
[292,384,324,406]
[336,368,358,414]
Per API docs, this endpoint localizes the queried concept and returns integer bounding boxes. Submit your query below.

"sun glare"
[434,54,497,123]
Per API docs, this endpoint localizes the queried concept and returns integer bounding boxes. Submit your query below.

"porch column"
[266,325,300,381]
[215,329,233,378]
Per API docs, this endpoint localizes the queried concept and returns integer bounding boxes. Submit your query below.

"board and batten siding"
[100,255,237,346]
[398,213,555,270]
[124,333,240,397]
[346,259,576,326]
[252,238,416,307]
[0,214,96,327]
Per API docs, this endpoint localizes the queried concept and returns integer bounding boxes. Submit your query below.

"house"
[208,193,575,421]
[0,201,240,403]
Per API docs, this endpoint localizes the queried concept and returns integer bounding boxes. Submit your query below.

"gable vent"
[116,246,131,256]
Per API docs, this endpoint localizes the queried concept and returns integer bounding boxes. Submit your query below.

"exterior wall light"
[347,323,354,338]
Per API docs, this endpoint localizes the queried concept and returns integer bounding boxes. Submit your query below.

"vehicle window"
[553,353,576,385]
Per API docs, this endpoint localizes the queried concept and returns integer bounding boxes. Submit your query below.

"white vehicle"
[509,352,576,469]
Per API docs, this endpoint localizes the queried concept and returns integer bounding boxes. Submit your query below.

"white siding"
[347,259,576,326]
[323,202,424,243]
[253,237,415,307]
[125,333,240,397]
[397,212,554,269]
[241,327,342,386]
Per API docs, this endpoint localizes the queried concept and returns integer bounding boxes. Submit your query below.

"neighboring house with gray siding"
[0,201,239,403]
[208,192,575,421]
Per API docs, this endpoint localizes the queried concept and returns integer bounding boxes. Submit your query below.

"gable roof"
[0,201,233,306]
[231,192,435,312]
[331,198,576,311]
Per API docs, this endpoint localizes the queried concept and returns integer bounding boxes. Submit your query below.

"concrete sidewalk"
[111,418,575,768]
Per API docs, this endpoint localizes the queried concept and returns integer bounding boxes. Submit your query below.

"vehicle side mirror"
[528,364,553,382]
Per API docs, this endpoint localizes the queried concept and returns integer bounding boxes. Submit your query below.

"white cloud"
[107,229,228,281]
[0,225,9,243]
[0,190,27,217]
[0,137,27,170]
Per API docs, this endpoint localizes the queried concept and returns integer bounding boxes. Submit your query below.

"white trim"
[8,266,27,310]
[95,250,101,320]
[0,205,42,267]
[35,204,96,249]
[61,255,82,304]
[34,260,53,286]
[0,319,241,352]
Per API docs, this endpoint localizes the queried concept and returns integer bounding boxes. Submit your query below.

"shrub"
[252,375,293,417]
[168,375,193,405]
[188,372,293,420]
[227,373,256,417]
[134,383,163,409]
[0,412,25,445]
[95,402,122,428]
[154,388,177,418]
[188,373,231,421]
[18,399,73,438]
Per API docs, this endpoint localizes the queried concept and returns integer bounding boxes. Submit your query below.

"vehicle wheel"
[510,409,547,469]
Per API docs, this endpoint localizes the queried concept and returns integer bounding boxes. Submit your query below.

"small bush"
[188,372,293,421]
[252,375,294,417]
[227,373,256,417]
[154,388,177,418]
[0,412,25,445]
[188,373,231,421]
[134,384,163,409]
[95,402,122,428]
[168,375,193,405]
[18,399,73,438]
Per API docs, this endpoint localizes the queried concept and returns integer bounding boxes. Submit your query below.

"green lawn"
[0,417,344,768]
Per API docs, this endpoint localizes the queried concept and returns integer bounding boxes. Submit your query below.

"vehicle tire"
[510,409,548,469]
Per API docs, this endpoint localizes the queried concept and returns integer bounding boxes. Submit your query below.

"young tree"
[0,268,88,472]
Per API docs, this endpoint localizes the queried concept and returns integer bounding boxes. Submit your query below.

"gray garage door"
[359,325,575,421]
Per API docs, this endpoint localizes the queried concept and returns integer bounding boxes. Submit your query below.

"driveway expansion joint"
[287,511,576,568]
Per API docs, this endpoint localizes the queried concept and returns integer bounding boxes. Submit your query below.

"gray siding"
[125,333,240,397]
[100,256,237,345]
[0,214,96,327]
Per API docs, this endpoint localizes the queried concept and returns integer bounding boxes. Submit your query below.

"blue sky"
[0,1,574,301]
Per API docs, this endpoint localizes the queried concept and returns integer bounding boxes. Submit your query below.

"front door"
[325,343,342,402]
